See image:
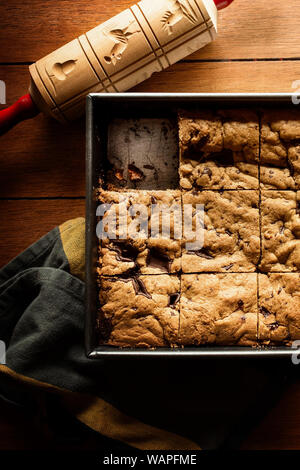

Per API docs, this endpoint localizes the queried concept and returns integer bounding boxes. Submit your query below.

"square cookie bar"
[97,190,182,275]
[258,273,300,346]
[182,190,260,272]
[260,110,300,189]
[260,191,300,272]
[98,275,180,348]
[178,109,259,190]
[179,274,258,346]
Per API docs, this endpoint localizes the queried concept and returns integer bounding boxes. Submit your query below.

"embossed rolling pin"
[0,0,233,134]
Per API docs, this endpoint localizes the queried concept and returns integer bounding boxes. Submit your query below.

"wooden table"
[0,0,299,450]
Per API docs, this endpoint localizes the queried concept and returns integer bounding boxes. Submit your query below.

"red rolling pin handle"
[214,0,234,9]
[0,94,40,136]
[0,0,233,136]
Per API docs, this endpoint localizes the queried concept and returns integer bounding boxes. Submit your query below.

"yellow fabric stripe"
[59,217,86,282]
[0,365,64,394]
[62,393,201,450]
[0,365,201,450]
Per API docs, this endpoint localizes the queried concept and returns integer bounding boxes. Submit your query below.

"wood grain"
[0,400,44,450]
[0,66,85,197]
[1,0,300,62]
[0,0,300,451]
[133,60,300,93]
[242,380,300,450]
[0,199,85,267]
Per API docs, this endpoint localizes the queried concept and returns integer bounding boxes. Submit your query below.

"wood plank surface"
[0,400,44,450]
[0,200,85,268]
[242,380,300,450]
[0,0,300,62]
[0,0,300,452]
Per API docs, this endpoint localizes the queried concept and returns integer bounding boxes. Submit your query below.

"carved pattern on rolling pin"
[29,0,217,122]
[161,0,198,35]
[102,20,141,66]
[46,59,77,94]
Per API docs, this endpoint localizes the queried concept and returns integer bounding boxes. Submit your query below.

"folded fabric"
[0,218,291,450]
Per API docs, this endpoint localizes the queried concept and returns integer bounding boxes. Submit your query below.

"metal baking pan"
[85,92,299,358]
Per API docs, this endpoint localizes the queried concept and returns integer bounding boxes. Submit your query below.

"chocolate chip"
[192,188,202,195]
[260,306,271,318]
[147,247,170,272]
[115,275,152,299]
[132,277,152,299]
[268,322,279,331]
[111,241,139,263]
[169,293,180,307]
[184,135,209,158]
[188,248,214,259]
[223,263,234,271]
[279,225,285,235]
[151,195,157,204]
[128,164,144,181]
[287,157,295,177]
[194,134,209,149]
[238,300,244,308]
[211,149,235,167]
[202,167,212,178]
[97,310,113,342]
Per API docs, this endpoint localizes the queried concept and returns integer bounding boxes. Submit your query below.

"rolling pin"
[0,0,233,134]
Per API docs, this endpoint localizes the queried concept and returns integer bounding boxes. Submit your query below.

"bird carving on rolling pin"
[103,20,141,66]
[0,0,235,135]
[161,0,198,35]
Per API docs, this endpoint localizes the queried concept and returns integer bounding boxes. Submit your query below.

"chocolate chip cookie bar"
[179,274,258,346]
[178,109,259,190]
[95,107,300,349]
[97,190,182,275]
[260,110,300,190]
[258,273,300,345]
[260,191,300,272]
[98,275,180,347]
[181,190,260,272]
